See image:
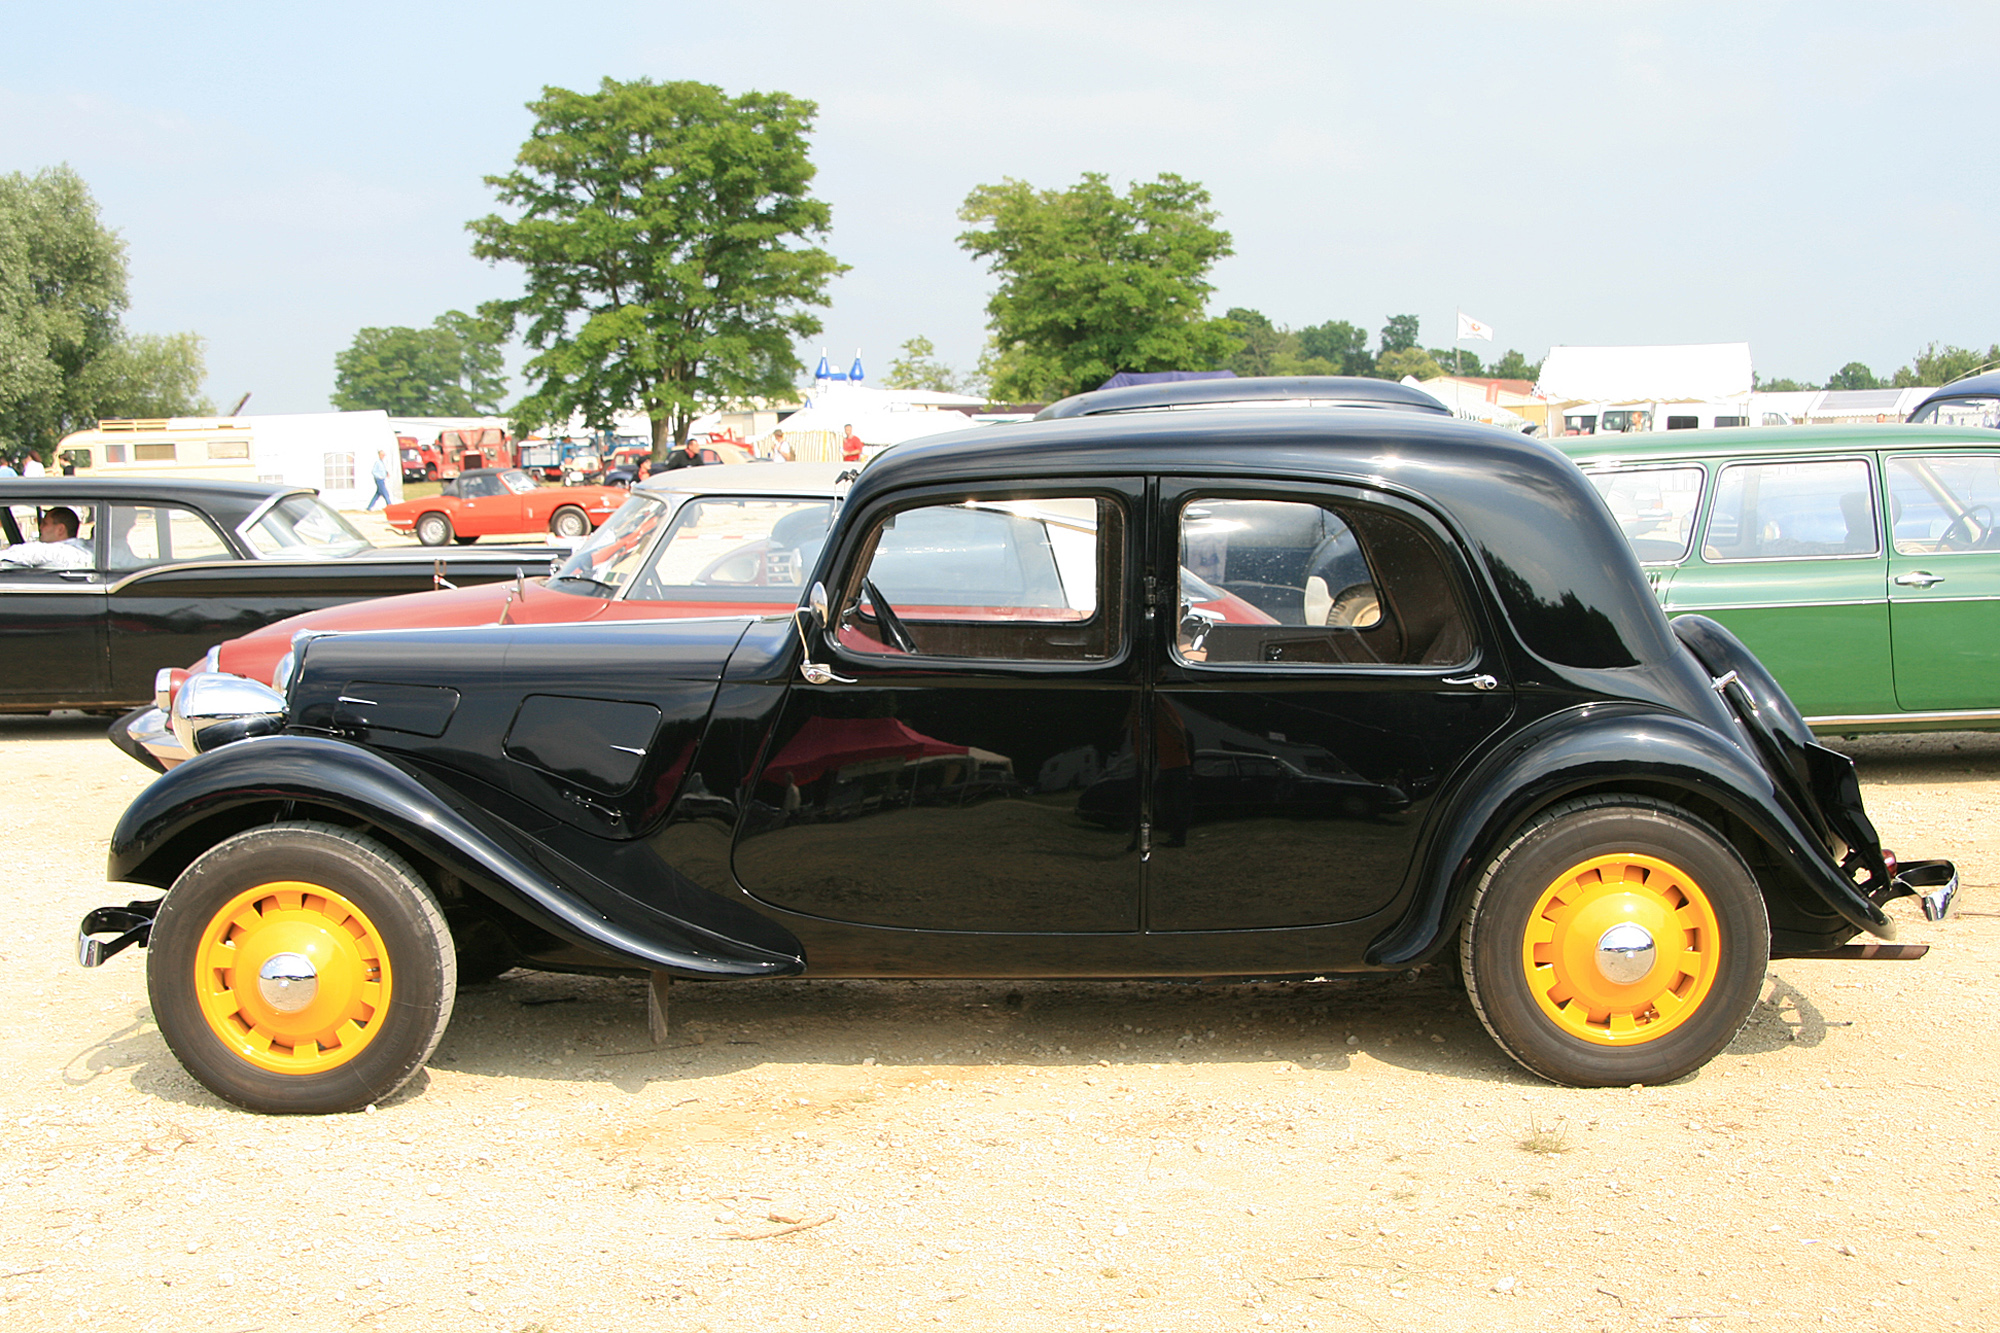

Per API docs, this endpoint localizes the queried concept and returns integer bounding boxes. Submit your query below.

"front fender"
[1367,703,1892,968]
[108,735,802,980]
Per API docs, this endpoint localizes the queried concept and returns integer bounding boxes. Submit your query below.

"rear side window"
[106,505,232,569]
[1174,497,1471,668]
[838,496,1124,662]
[1587,465,1705,563]
[1702,459,1877,561]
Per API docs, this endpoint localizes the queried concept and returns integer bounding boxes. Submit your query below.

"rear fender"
[1366,704,1892,969]
[108,735,801,979]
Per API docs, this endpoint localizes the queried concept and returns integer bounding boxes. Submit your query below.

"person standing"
[841,424,863,463]
[19,452,44,477]
[768,428,794,462]
[0,457,16,478]
[367,449,392,510]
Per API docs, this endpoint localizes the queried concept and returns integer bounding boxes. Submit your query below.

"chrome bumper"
[76,901,159,967]
[123,706,187,769]
[1886,859,1958,923]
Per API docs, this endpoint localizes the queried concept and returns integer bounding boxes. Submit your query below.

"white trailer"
[58,411,403,509]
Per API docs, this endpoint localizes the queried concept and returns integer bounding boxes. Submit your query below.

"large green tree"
[0,165,207,462]
[469,78,844,452]
[1892,342,2000,388]
[883,335,967,394]
[957,172,1235,401]
[1298,320,1373,376]
[331,310,506,415]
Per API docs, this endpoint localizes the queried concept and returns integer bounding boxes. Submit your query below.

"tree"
[1376,346,1443,381]
[1892,342,2000,388]
[1298,320,1373,376]
[957,172,1235,401]
[884,336,968,395]
[469,78,844,453]
[0,165,207,462]
[1379,314,1421,356]
[1428,347,1483,377]
[1222,307,1286,377]
[1826,361,1878,391]
[331,310,507,415]
[1489,349,1542,382]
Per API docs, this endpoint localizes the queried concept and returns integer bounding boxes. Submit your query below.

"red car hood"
[208,578,791,685]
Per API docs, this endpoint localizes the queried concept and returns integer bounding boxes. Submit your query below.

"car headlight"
[170,672,288,756]
[271,649,296,693]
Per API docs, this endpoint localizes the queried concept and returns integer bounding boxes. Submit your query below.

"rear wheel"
[146,822,456,1114]
[414,512,453,546]
[550,506,590,538]
[1461,796,1767,1086]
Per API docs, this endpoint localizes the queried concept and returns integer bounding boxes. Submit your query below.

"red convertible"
[385,467,627,545]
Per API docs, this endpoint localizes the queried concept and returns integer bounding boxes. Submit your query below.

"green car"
[1561,424,2000,733]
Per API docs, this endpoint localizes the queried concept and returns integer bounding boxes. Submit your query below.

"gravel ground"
[5,717,1996,1332]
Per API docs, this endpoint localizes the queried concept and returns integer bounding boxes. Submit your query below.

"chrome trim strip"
[1667,598,1884,612]
[1807,708,2000,728]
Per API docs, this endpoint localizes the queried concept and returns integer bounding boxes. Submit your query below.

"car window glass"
[1910,396,2000,429]
[105,505,231,570]
[838,496,1123,662]
[1,502,97,566]
[1702,459,1877,561]
[1176,497,1471,669]
[1886,455,2000,554]
[461,474,503,498]
[625,497,835,599]
[501,471,538,495]
[1588,466,1704,563]
[241,494,372,557]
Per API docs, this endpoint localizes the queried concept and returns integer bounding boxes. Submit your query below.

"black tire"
[550,506,590,538]
[146,822,456,1114]
[414,512,453,547]
[454,535,478,545]
[1460,795,1768,1087]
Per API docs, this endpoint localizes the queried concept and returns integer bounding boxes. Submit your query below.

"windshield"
[550,492,674,594]
[241,494,374,558]
[501,470,540,494]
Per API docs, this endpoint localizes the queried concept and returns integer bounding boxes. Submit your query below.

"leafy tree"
[331,310,507,415]
[1379,314,1421,355]
[1891,342,2000,388]
[884,336,968,395]
[1298,320,1372,376]
[1825,361,1878,391]
[1222,307,1287,377]
[1427,347,1483,377]
[0,165,207,462]
[470,78,844,453]
[957,172,1235,400]
[1489,349,1542,382]
[1376,346,1442,380]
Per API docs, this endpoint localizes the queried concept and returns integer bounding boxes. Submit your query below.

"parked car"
[1907,370,2000,429]
[77,377,1954,1113]
[605,438,755,486]
[0,477,555,716]
[114,464,865,769]
[1561,423,2000,732]
[384,467,627,545]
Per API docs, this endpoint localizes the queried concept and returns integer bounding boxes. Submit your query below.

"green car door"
[1883,451,2000,715]
[1658,456,1893,720]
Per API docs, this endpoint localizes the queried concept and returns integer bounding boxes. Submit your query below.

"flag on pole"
[1456,311,1494,342]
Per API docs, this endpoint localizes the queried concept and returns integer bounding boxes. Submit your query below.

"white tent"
[764,381,990,456]
[1537,343,1754,403]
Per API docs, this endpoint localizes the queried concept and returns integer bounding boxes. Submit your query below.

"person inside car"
[1,506,92,569]
[663,437,707,471]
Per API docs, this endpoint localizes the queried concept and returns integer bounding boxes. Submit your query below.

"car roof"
[1912,370,2000,411]
[1556,423,2000,467]
[634,461,854,498]
[1036,374,1452,420]
[0,477,304,506]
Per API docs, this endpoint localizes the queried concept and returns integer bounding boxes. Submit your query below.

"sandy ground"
[4,718,1996,1332]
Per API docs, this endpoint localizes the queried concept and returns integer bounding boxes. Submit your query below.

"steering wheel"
[863,579,918,654]
[1941,505,1995,550]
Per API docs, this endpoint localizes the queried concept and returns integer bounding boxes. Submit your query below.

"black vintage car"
[78,379,1956,1113]
[0,478,556,715]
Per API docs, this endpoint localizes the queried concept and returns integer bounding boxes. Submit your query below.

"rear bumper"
[1881,858,1957,923]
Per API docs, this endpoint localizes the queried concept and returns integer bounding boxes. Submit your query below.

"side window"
[106,506,232,570]
[1587,465,1705,563]
[1175,497,1472,668]
[626,497,834,599]
[461,474,502,498]
[1702,459,1877,561]
[837,496,1124,662]
[1887,455,2000,553]
[0,503,96,566]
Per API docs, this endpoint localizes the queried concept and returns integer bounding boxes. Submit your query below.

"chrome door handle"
[1443,673,1498,691]
[1894,571,1945,589]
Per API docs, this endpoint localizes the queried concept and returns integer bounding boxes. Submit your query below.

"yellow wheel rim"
[1518,853,1721,1047]
[192,881,393,1075]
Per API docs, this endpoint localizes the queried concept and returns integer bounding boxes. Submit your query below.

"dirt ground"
[5,716,1996,1332]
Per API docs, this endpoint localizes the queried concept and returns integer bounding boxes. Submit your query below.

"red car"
[385,467,626,545]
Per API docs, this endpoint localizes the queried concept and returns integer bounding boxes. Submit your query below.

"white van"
[57,411,403,509]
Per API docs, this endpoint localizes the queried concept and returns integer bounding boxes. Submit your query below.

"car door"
[1146,481,1515,932]
[732,480,1145,934]
[100,502,244,700]
[1883,449,2000,714]
[0,500,110,705]
[452,473,508,534]
[1658,455,1892,719]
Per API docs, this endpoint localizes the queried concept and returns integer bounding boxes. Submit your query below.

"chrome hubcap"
[257,952,319,1013]
[1594,922,1657,986]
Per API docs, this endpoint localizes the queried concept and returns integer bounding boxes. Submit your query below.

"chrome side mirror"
[794,581,853,685]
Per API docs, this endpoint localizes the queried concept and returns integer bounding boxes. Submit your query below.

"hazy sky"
[9,1,1998,413]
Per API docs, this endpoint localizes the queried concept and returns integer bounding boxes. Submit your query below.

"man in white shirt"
[1,506,92,569]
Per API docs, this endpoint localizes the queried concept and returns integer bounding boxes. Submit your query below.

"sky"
[7,0,1999,413]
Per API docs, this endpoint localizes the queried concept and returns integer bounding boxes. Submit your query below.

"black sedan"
[77,378,1956,1113]
[0,477,554,714]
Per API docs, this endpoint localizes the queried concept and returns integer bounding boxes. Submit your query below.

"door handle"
[1443,673,1498,691]
[1894,571,1945,589]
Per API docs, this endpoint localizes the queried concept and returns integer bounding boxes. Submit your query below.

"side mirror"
[809,580,829,627]
[793,581,853,685]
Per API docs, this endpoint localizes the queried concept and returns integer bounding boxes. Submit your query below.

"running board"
[1771,942,1930,961]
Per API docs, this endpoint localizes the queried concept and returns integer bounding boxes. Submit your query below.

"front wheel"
[414,512,453,546]
[145,822,457,1114]
[550,506,590,538]
[1461,796,1767,1087]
